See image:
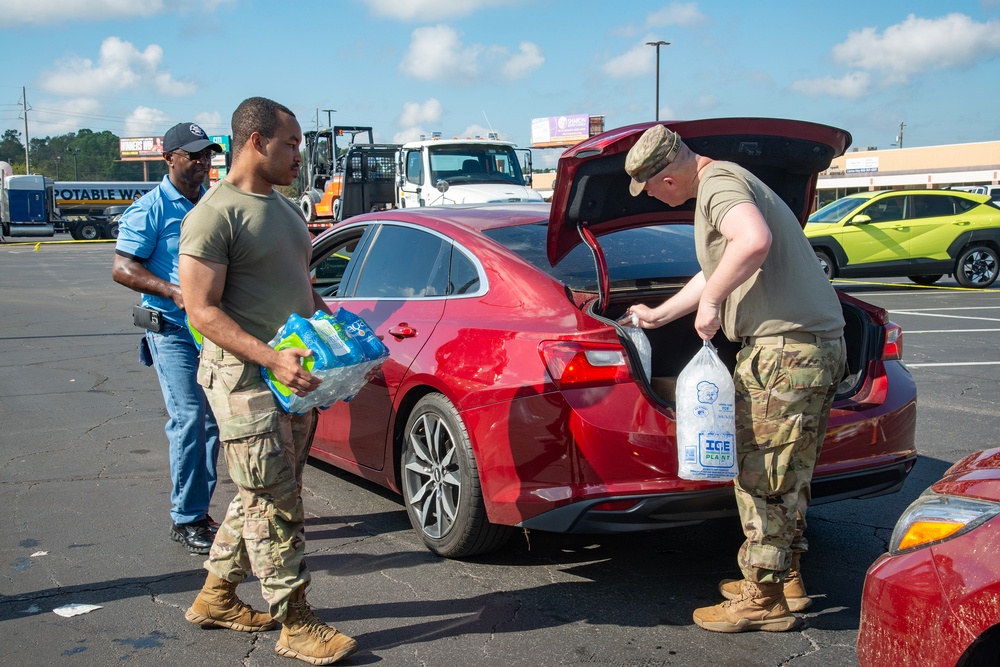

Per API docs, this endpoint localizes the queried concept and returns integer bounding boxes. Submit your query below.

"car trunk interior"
[600,297,871,404]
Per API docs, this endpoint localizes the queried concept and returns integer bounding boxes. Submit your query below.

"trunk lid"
[546,118,852,269]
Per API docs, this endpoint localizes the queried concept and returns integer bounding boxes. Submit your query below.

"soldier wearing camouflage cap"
[625,123,847,634]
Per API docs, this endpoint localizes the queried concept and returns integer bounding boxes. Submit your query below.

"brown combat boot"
[718,553,811,612]
[185,572,276,632]
[275,587,358,665]
[693,580,801,633]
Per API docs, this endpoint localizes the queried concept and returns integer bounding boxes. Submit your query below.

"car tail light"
[539,341,632,389]
[889,493,1000,554]
[882,322,902,360]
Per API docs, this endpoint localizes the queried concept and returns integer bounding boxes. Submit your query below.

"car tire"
[77,220,102,241]
[401,393,512,558]
[300,196,315,222]
[908,275,942,286]
[104,221,120,239]
[815,249,835,280]
[955,245,999,288]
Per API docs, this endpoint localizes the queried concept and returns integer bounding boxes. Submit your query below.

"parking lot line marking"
[906,328,1000,334]
[889,311,1000,323]
[888,307,1000,312]
[908,361,1000,368]
[832,279,1000,291]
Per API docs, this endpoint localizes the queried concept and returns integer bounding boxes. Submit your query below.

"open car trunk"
[601,294,875,404]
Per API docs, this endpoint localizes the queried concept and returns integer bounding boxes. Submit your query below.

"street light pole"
[646,40,670,121]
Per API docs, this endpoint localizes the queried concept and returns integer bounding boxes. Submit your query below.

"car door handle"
[388,324,417,338]
[951,220,971,226]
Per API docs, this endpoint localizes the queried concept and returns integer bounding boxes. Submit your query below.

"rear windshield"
[483,222,700,292]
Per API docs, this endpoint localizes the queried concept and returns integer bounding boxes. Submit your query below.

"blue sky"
[2,0,1000,169]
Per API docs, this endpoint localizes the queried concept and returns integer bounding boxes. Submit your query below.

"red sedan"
[857,448,1000,666]
[307,118,917,558]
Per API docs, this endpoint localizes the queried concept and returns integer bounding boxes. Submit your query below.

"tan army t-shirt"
[694,161,845,342]
[179,180,315,343]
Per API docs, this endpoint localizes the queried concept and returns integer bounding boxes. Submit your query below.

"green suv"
[805,189,1000,288]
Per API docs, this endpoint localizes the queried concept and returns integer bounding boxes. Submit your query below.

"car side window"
[862,198,904,223]
[353,225,451,298]
[912,195,955,219]
[312,235,362,297]
[405,151,422,186]
[953,196,977,213]
[450,247,481,295]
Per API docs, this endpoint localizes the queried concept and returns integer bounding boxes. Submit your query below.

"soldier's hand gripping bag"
[675,341,738,481]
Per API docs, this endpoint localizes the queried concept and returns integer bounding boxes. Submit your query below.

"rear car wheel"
[77,220,102,241]
[955,245,999,288]
[815,249,835,280]
[401,394,511,558]
[104,221,120,239]
[908,275,942,286]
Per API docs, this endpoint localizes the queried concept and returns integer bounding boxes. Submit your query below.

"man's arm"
[112,253,184,310]
[695,201,772,339]
[629,271,706,328]
[179,254,321,396]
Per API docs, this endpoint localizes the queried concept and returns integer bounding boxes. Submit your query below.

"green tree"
[0,129,25,172]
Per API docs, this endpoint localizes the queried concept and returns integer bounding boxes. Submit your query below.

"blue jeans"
[146,323,221,525]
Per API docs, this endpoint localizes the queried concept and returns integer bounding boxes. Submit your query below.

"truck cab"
[396,139,542,209]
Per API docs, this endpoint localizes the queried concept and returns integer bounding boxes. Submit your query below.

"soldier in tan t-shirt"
[178,96,358,665]
[625,124,846,634]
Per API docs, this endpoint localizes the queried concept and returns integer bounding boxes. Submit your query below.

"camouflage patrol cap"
[625,125,682,196]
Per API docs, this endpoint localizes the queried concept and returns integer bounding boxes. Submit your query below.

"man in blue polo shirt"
[112,123,223,554]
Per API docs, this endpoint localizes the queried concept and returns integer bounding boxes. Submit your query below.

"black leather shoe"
[205,515,220,534]
[170,521,214,554]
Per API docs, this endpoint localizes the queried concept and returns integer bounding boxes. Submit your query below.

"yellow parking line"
[0,239,114,251]
[831,278,999,292]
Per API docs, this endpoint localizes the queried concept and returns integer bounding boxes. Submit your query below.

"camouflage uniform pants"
[732,336,845,585]
[196,341,316,622]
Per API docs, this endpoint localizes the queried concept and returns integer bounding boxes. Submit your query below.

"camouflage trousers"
[196,340,316,622]
[732,336,846,585]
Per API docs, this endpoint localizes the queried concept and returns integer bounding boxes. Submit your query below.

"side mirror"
[850,214,872,225]
[436,180,450,194]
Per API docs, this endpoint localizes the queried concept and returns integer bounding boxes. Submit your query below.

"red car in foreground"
[857,448,1000,667]
[307,118,917,558]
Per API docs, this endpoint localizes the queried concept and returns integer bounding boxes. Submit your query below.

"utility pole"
[21,86,30,174]
[322,109,336,128]
[646,41,670,121]
[896,121,906,149]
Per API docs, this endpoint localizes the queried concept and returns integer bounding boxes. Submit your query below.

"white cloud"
[0,0,235,24]
[603,42,655,79]
[832,13,1000,83]
[646,2,706,28]
[612,2,706,38]
[399,26,541,82]
[398,99,443,128]
[194,112,224,134]
[30,98,102,137]
[400,25,481,81]
[502,42,544,80]
[393,127,431,144]
[124,106,171,137]
[38,37,196,97]
[364,0,519,21]
[790,72,871,99]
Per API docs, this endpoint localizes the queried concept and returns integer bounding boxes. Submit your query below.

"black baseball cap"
[163,122,222,153]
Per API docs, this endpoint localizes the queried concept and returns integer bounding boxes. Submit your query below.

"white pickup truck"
[396,138,542,208]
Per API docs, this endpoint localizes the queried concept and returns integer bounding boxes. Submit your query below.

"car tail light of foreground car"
[857,449,1000,667]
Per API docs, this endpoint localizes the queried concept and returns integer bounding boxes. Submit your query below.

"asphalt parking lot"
[1,238,998,667]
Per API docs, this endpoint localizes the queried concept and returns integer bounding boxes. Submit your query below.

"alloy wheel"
[403,411,461,540]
